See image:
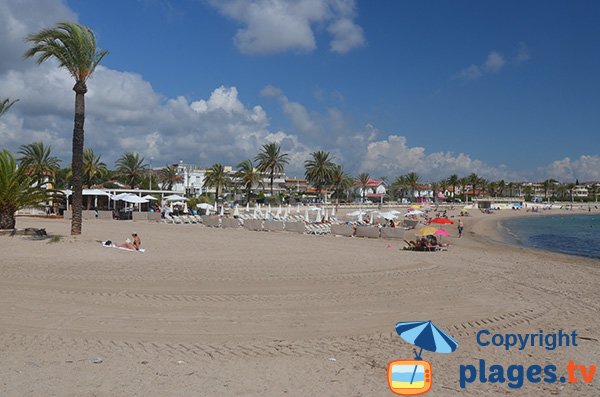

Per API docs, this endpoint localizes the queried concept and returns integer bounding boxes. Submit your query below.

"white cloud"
[542,155,600,182]
[207,0,365,54]
[359,135,513,180]
[455,50,505,80]
[482,51,505,73]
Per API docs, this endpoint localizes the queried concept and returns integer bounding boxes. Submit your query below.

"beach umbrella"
[276,205,282,218]
[141,194,158,201]
[233,205,240,217]
[379,211,398,220]
[430,217,453,225]
[296,204,301,213]
[268,203,271,213]
[369,211,375,224]
[246,202,250,212]
[405,210,424,216]
[324,209,329,222]
[314,208,321,222]
[121,194,149,204]
[415,226,437,236]
[164,194,189,202]
[411,205,421,209]
[396,320,458,356]
[331,207,336,217]
[197,203,214,209]
[434,228,451,237]
[395,320,458,384]
[220,205,224,216]
[206,208,210,216]
[347,210,365,217]
[304,208,309,222]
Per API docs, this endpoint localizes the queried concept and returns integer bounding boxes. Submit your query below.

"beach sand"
[1,210,599,396]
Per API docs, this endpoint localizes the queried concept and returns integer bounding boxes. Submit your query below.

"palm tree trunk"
[270,170,274,198]
[0,208,16,229]
[70,82,87,235]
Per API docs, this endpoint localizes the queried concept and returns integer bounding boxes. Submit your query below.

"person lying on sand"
[117,233,141,251]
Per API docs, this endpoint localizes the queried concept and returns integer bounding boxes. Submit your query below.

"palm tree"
[82,148,107,188]
[542,179,558,202]
[357,172,371,202]
[159,165,183,190]
[448,174,459,198]
[203,163,230,203]
[234,160,263,203]
[468,173,479,198]
[115,152,147,188]
[25,22,107,235]
[304,150,336,201]
[405,172,421,201]
[18,142,61,188]
[254,143,289,198]
[0,98,18,118]
[0,150,61,229]
[459,177,469,202]
[392,175,408,201]
[329,165,352,206]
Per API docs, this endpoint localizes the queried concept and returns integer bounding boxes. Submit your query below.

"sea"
[502,214,600,260]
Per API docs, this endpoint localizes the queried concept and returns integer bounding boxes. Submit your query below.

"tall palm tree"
[405,172,421,200]
[25,22,107,235]
[0,150,61,229]
[392,175,408,201]
[159,165,183,191]
[254,143,289,198]
[0,98,18,118]
[115,152,147,188]
[542,179,558,201]
[18,142,61,188]
[459,177,469,202]
[448,174,459,198]
[329,165,351,206]
[357,172,371,202]
[234,159,262,203]
[203,163,230,203]
[468,173,479,198]
[82,148,107,188]
[304,150,336,201]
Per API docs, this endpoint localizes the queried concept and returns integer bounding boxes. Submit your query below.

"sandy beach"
[1,209,599,396]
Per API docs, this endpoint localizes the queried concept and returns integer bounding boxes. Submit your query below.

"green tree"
[0,150,62,229]
[25,22,107,235]
[234,159,262,203]
[459,177,469,202]
[115,152,147,188]
[304,150,336,201]
[357,172,371,202]
[448,174,459,199]
[255,143,288,198]
[0,98,19,118]
[18,142,61,188]
[82,148,107,188]
[329,165,352,205]
[203,163,230,204]
[159,165,183,190]
[391,175,408,201]
[406,172,421,200]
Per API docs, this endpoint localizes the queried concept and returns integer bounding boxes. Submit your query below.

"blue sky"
[1,0,599,181]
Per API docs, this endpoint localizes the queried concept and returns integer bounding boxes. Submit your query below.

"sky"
[0,0,599,182]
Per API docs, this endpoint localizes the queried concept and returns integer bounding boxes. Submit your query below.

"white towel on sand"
[101,242,145,253]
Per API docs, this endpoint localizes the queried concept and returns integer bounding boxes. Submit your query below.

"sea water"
[502,214,600,259]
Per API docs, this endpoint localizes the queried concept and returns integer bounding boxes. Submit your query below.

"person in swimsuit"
[118,233,141,250]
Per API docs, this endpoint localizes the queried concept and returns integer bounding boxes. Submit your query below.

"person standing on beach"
[458,220,464,238]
